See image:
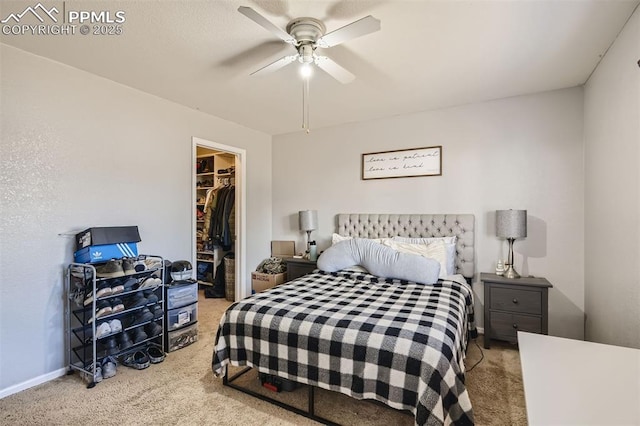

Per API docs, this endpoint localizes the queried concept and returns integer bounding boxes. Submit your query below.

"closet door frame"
[192,137,247,301]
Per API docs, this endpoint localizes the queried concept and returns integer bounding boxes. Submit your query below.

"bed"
[212,214,476,425]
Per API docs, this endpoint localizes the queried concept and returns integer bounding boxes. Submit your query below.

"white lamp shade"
[496,210,527,239]
[299,210,318,232]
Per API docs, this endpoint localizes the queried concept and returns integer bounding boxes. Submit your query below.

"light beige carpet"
[0,290,527,425]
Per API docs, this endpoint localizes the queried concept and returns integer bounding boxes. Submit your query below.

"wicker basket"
[224,257,235,301]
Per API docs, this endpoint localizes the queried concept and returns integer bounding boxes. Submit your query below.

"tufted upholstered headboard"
[337,214,475,279]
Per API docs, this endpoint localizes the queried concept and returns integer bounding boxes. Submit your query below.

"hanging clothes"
[206,182,235,250]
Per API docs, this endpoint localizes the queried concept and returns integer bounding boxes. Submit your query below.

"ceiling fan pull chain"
[302,77,311,134]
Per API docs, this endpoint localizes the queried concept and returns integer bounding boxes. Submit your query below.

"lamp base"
[504,265,520,279]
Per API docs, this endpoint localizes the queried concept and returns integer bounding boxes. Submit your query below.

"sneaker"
[143,290,158,304]
[144,258,162,271]
[111,298,125,313]
[101,356,117,379]
[81,363,103,383]
[89,300,113,323]
[132,327,148,344]
[126,294,147,309]
[122,277,138,292]
[95,259,125,279]
[122,258,136,276]
[146,321,162,338]
[132,259,148,273]
[95,321,112,339]
[84,282,112,306]
[146,346,165,364]
[118,331,134,351]
[135,307,154,324]
[138,276,161,290]
[70,265,93,280]
[70,287,85,307]
[151,305,164,319]
[121,350,150,370]
[102,336,119,355]
[110,279,125,295]
[108,319,122,333]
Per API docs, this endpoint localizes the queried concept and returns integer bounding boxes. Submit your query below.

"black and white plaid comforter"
[212,269,476,425]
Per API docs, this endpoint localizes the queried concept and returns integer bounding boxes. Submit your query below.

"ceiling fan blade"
[316,15,380,48]
[315,56,355,84]
[238,6,296,44]
[251,55,299,76]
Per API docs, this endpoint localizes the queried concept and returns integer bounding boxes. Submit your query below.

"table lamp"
[496,209,527,279]
[299,210,318,253]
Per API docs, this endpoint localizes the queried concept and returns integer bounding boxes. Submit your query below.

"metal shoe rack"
[65,255,165,388]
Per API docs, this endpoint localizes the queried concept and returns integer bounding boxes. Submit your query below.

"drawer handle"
[512,298,519,304]
[512,323,518,329]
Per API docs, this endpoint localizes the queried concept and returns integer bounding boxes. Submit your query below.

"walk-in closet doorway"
[192,137,247,301]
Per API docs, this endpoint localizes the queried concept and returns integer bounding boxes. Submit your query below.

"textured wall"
[272,88,585,340]
[584,7,640,348]
[0,45,272,393]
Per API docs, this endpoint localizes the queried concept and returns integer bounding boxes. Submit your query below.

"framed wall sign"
[361,146,442,180]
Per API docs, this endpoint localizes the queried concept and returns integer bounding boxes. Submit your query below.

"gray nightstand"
[481,272,552,349]
[285,258,317,282]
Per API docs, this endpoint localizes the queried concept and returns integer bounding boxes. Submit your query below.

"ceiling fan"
[238,6,381,84]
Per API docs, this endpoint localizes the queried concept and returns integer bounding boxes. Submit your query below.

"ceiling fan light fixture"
[300,63,313,79]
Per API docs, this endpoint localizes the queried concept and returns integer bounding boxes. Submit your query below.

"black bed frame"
[223,366,340,425]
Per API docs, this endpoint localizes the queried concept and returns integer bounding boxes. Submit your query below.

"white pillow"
[318,239,440,284]
[393,236,456,275]
[382,239,449,278]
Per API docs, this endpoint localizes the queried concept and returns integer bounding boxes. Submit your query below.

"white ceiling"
[1,0,638,135]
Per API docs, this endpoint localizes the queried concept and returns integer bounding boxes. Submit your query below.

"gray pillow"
[317,238,440,285]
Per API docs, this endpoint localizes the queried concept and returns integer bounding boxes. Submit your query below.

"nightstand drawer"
[491,312,542,340]
[286,259,317,282]
[490,287,541,315]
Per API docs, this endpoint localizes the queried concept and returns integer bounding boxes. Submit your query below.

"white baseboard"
[0,367,67,399]
[477,327,485,335]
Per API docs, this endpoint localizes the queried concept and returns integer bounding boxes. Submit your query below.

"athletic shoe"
[146,346,165,364]
[126,294,148,309]
[102,336,119,355]
[101,356,117,379]
[122,277,138,292]
[146,321,162,338]
[82,363,102,384]
[95,259,125,278]
[122,350,150,370]
[84,282,112,306]
[132,327,148,344]
[151,305,163,320]
[118,331,134,351]
[138,276,161,290]
[95,321,112,339]
[110,279,125,295]
[89,300,113,323]
[143,290,158,304]
[111,298,125,313]
[108,319,122,333]
[70,265,93,280]
[132,259,148,273]
[144,258,162,271]
[135,307,154,324]
[122,258,136,276]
